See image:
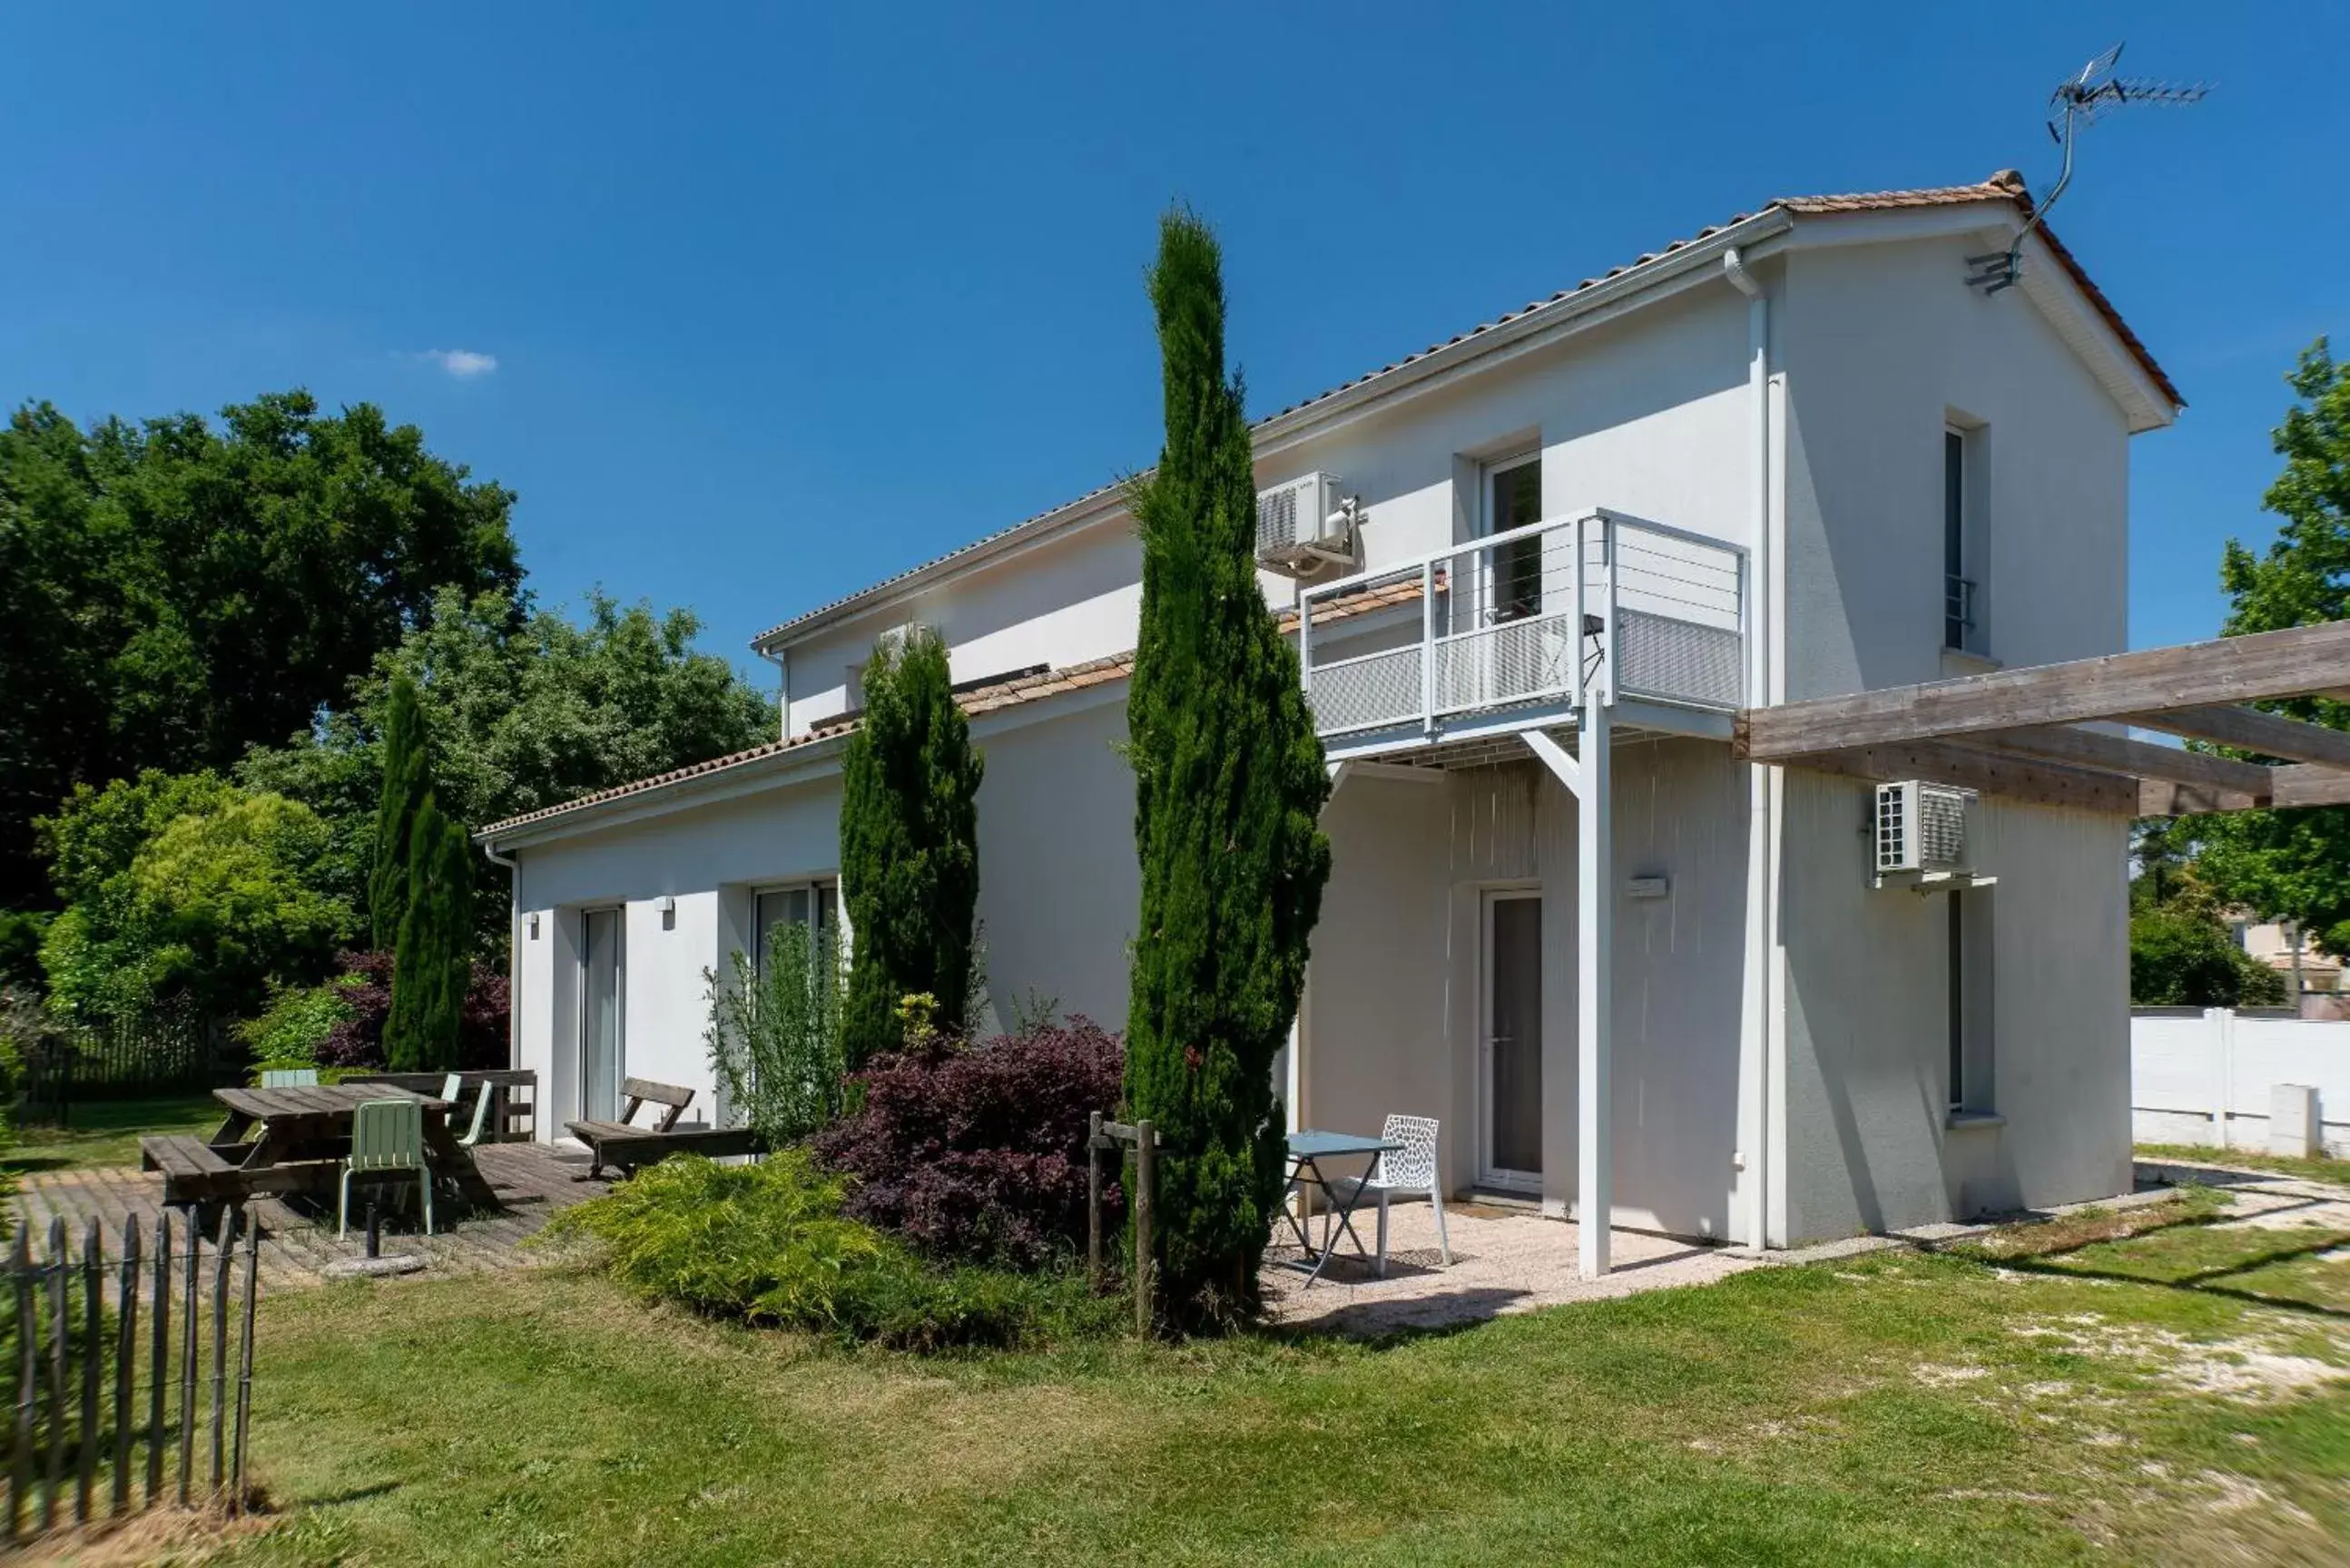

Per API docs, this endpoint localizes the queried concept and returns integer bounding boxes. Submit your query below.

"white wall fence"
[2132,1007,2348,1160]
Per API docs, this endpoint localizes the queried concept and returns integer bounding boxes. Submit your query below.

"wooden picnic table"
[142,1083,500,1211]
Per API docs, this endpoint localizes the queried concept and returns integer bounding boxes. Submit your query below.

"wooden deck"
[8,1142,611,1290]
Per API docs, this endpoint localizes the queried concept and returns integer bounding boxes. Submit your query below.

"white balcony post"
[1577,513,1614,1279]
[1297,586,1313,695]
[1569,517,1588,714]
[1421,560,1437,734]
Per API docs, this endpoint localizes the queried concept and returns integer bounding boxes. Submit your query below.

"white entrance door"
[579,907,624,1121]
[1480,890,1544,1191]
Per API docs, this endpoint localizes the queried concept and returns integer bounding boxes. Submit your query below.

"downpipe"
[1725,248,1775,1252]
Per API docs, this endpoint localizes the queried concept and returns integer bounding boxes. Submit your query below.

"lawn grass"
[194,1214,2350,1566]
[2139,1142,2350,1188]
[4,1093,221,1175]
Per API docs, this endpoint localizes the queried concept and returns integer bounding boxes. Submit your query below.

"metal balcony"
[1297,509,1747,760]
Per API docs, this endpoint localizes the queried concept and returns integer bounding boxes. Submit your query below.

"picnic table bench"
[564,1077,762,1180]
[140,1083,500,1213]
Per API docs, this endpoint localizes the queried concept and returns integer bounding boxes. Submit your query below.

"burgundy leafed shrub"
[813,1016,1125,1269]
[317,950,509,1071]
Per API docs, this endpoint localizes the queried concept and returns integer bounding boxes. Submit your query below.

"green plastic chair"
[339,1098,432,1238]
[439,1073,496,1148]
[261,1067,319,1088]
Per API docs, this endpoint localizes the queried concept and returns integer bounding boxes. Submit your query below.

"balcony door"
[1479,890,1543,1192]
[579,907,624,1122]
[1480,455,1544,625]
[1444,452,1563,712]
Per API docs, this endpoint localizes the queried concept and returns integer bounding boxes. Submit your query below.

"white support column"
[1577,695,1613,1279]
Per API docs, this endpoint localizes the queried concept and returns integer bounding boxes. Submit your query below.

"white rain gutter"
[1724,247,1775,1253]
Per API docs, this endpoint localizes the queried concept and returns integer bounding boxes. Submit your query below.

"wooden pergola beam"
[1736,621,2350,760]
[2269,764,2350,809]
[2139,779,2264,817]
[2121,704,2350,769]
[1979,725,2272,799]
[1794,740,2139,816]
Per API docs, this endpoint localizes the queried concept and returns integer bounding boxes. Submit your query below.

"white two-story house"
[479,171,2182,1262]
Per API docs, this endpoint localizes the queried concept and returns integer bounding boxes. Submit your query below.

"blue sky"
[3,4,2340,680]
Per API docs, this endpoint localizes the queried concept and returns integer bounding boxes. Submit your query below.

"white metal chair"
[260,1067,319,1088]
[1322,1113,1450,1275]
[439,1073,497,1149]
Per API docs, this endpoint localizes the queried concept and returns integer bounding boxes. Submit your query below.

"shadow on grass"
[1922,1228,2350,1321]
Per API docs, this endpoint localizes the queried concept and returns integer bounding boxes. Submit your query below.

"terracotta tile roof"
[482,573,1432,839]
[751,172,2176,653]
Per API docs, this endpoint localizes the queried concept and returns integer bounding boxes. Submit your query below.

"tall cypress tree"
[383,797,470,1072]
[368,674,432,949]
[1125,207,1332,1326]
[838,626,985,1069]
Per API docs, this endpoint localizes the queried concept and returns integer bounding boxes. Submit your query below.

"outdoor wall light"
[527,913,540,940]
[658,895,677,930]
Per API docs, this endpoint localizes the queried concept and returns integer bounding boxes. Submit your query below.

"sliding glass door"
[580,907,624,1122]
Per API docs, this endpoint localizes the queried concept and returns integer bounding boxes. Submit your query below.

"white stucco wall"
[1775,772,2132,1243]
[1778,233,2131,697]
[1762,233,2141,1242]
[968,693,1138,1032]
[1305,738,1751,1241]
[511,774,845,1136]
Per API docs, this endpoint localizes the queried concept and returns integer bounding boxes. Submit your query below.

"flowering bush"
[813,1016,1125,1269]
[316,949,508,1070]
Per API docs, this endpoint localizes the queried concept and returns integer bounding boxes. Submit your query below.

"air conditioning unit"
[1873,780,1978,886]
[1254,473,1354,575]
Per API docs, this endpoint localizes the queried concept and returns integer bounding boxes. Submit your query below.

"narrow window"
[1942,428,1969,651]
[1482,454,1544,623]
[1946,893,1965,1111]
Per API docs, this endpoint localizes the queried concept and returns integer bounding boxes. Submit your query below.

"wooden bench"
[564,1077,762,1180]
[140,1134,244,1202]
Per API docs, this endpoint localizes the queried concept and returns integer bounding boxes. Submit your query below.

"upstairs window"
[1942,421,1987,655]
[1482,453,1544,623]
[1942,427,1971,651]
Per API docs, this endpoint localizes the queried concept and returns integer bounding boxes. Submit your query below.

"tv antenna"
[1966,43,2208,294]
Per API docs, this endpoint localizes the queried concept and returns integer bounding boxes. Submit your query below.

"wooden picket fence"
[4,1207,261,1542]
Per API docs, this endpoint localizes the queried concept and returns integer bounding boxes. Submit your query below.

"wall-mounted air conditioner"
[1873,780,1991,890]
[1254,473,1355,575]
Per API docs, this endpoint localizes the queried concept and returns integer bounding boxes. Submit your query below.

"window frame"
[752,878,841,985]
[1479,449,1545,625]
[1942,425,1970,652]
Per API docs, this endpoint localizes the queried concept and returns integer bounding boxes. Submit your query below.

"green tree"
[382,798,471,1072]
[2130,900,2288,1008]
[243,587,774,955]
[0,391,522,909]
[1123,208,1332,1327]
[837,628,984,1069]
[368,675,433,948]
[36,773,353,1021]
[2193,340,2350,953]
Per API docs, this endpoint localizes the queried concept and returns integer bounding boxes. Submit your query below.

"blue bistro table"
[1277,1129,1402,1286]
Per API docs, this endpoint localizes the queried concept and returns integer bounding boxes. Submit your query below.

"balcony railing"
[1297,509,1746,748]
